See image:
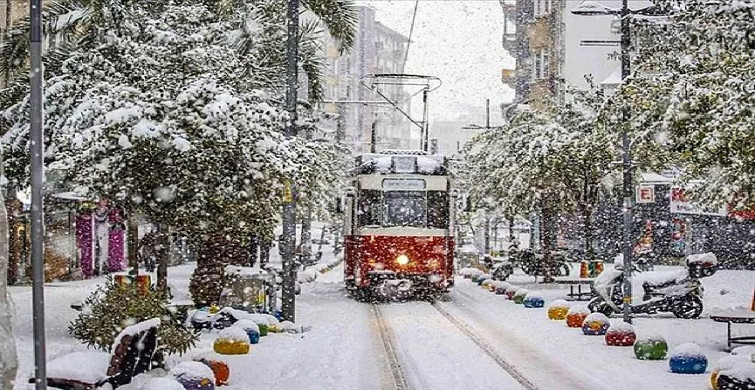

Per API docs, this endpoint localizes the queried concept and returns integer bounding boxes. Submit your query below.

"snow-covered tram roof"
[353,152,448,175]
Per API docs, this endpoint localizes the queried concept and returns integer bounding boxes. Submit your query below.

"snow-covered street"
[10,247,754,390]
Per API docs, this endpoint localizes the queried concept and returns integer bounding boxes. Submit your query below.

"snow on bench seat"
[47,351,112,384]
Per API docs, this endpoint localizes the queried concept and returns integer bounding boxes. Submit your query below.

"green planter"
[634,337,668,360]
[258,323,269,337]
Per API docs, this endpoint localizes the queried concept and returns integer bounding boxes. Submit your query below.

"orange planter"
[566,312,588,328]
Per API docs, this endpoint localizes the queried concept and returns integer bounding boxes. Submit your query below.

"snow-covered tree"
[461,86,619,266]
[1,1,349,304]
[461,104,579,281]
[606,0,755,209]
[0,188,17,390]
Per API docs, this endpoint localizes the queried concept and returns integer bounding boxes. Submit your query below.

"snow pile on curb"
[140,377,185,390]
[218,327,251,344]
[567,305,590,315]
[298,267,318,283]
[607,320,634,333]
[669,343,705,358]
[524,291,544,300]
[548,299,570,308]
[583,313,609,323]
[233,319,260,333]
[170,361,216,382]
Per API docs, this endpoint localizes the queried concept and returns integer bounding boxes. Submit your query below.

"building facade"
[1,0,27,88]
[320,6,414,152]
[500,0,652,106]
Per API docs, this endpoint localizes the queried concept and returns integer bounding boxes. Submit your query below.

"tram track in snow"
[430,300,538,390]
[372,303,412,390]
[372,299,535,390]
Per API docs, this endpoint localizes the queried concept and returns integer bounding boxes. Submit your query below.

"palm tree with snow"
[0,0,356,106]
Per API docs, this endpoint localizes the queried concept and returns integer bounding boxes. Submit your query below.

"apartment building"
[321,6,413,152]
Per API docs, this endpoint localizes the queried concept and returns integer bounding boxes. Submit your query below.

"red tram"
[342,152,456,298]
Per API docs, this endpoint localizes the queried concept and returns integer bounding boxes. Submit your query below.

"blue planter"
[246,330,260,344]
[523,297,544,308]
[581,321,610,336]
[669,356,707,374]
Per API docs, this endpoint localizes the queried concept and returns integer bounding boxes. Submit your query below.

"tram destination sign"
[382,178,426,190]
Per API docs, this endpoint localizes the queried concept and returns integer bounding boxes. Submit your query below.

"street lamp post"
[571,0,657,324]
[29,0,48,387]
[281,0,299,323]
[618,0,633,326]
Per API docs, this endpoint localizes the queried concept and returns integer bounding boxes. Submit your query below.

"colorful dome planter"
[566,305,590,328]
[513,289,529,304]
[194,358,231,386]
[505,286,520,300]
[523,292,545,308]
[669,343,708,374]
[634,335,668,360]
[605,321,636,346]
[481,279,494,289]
[715,366,755,390]
[171,361,216,390]
[710,355,752,390]
[477,274,493,286]
[495,282,512,295]
[213,327,251,355]
[233,320,261,345]
[547,300,570,320]
[581,313,610,336]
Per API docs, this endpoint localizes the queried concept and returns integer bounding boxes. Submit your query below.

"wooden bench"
[710,309,755,350]
[40,318,161,389]
[553,277,596,301]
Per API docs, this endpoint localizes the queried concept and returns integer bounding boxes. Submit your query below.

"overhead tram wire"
[402,0,420,72]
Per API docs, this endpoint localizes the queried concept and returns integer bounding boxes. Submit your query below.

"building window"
[532,49,550,79]
[535,0,552,17]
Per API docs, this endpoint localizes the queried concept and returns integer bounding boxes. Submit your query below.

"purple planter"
[76,212,93,278]
[108,208,125,272]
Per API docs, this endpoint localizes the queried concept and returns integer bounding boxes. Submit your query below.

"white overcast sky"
[357,0,516,121]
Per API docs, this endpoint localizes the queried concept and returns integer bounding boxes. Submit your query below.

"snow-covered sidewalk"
[449,265,755,390]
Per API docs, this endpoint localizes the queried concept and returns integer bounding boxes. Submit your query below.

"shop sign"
[636,185,655,204]
[669,187,726,216]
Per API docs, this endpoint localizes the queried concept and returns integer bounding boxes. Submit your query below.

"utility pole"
[570,0,655,324]
[619,0,634,325]
[29,0,47,388]
[421,89,429,152]
[370,114,377,153]
[281,0,299,323]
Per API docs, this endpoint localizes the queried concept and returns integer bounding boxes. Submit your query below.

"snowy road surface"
[374,301,529,390]
[9,244,754,389]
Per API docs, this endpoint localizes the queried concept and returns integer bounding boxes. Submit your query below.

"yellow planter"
[213,339,250,355]
[548,307,569,320]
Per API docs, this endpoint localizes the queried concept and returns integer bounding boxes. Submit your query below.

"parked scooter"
[588,253,718,319]
[512,249,570,277]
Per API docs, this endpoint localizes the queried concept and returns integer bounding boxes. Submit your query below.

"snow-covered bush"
[68,278,199,355]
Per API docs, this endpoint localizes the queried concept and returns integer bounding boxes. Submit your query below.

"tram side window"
[427,191,449,229]
[358,190,382,227]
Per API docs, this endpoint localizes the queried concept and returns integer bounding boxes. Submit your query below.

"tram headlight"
[396,254,410,266]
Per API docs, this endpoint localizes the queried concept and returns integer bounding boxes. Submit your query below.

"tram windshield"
[384,191,426,227]
[357,189,448,229]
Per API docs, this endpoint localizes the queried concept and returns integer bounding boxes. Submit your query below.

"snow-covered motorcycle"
[588,253,717,319]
